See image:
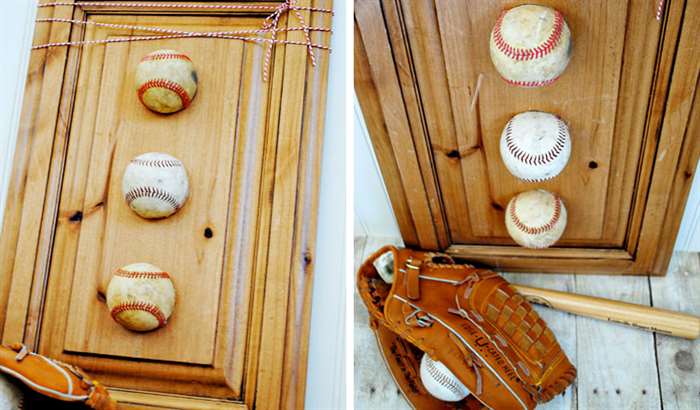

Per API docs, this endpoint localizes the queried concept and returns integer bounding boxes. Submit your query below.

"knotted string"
[35,1,332,81]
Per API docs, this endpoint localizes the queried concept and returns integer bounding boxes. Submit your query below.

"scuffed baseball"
[106,263,176,332]
[505,189,567,249]
[122,152,189,219]
[373,250,395,284]
[489,5,572,87]
[419,354,470,402]
[136,49,198,113]
[500,111,571,181]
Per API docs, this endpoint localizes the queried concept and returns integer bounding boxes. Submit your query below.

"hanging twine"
[35,1,333,81]
[656,0,665,21]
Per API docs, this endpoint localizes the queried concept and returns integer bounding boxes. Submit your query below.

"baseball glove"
[357,246,576,410]
[0,343,116,410]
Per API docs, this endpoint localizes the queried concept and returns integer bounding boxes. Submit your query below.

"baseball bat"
[511,284,700,340]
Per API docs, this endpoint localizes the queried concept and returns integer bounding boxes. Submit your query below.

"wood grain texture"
[0,1,332,408]
[355,0,700,275]
[62,17,245,365]
[574,275,661,409]
[354,0,442,249]
[651,253,700,410]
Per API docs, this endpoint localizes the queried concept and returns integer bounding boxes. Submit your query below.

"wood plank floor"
[354,236,700,410]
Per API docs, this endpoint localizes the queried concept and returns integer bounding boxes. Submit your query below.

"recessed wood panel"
[391,0,657,246]
[62,17,244,365]
[355,0,699,274]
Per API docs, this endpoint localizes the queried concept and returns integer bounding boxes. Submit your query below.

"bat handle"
[512,284,700,340]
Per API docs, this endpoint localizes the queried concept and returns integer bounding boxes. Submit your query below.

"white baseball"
[489,4,572,87]
[373,250,395,284]
[122,152,189,219]
[419,354,470,402]
[136,49,198,114]
[505,189,567,249]
[106,263,176,332]
[500,111,571,181]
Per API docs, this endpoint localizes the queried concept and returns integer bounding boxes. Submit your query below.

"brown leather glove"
[0,343,116,410]
[357,246,576,410]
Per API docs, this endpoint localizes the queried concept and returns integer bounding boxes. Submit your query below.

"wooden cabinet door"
[0,1,331,409]
[355,0,700,275]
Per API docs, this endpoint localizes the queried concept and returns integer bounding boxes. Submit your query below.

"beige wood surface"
[355,0,700,275]
[62,16,245,365]
[0,1,332,409]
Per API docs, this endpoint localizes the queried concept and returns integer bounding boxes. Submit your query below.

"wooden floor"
[354,236,700,410]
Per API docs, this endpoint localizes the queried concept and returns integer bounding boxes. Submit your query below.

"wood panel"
[355,0,700,275]
[61,16,245,365]
[0,1,332,408]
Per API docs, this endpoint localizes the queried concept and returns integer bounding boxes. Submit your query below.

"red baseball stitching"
[131,158,182,168]
[137,78,191,109]
[424,357,467,398]
[492,8,564,61]
[141,52,191,63]
[505,117,568,167]
[115,268,170,280]
[125,186,181,210]
[505,76,560,88]
[509,194,562,235]
[111,301,167,328]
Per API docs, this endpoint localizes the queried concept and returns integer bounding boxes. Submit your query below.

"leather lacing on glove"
[0,343,116,410]
[358,245,577,410]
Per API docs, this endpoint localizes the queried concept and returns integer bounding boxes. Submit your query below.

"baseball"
[373,250,395,284]
[136,49,198,114]
[106,263,176,332]
[500,111,571,181]
[122,152,189,219]
[505,189,567,249]
[419,354,470,402]
[489,5,572,87]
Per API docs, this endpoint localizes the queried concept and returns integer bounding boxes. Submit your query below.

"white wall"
[305,0,347,408]
[0,0,35,228]
[353,100,700,251]
[353,95,402,240]
[0,1,345,409]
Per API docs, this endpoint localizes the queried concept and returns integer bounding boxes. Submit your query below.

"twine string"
[35,1,332,81]
[656,0,665,21]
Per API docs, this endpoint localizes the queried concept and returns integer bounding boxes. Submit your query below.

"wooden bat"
[511,284,700,340]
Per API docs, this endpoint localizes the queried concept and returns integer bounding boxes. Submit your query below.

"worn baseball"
[373,250,395,284]
[106,263,176,332]
[500,111,571,181]
[489,5,572,87]
[505,189,567,249]
[419,354,470,402]
[122,152,189,219]
[136,49,198,113]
